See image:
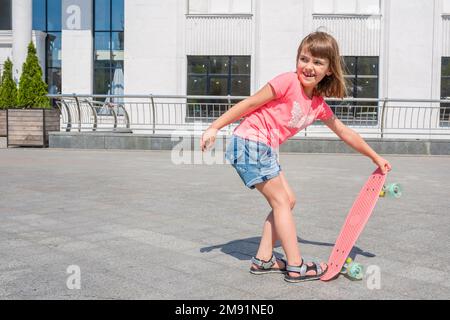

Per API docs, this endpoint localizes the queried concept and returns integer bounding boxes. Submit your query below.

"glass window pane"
[47,68,61,94]
[231,76,250,96]
[343,57,356,76]
[344,77,355,97]
[440,106,450,125]
[110,61,124,95]
[111,0,124,30]
[47,0,61,31]
[442,57,450,77]
[94,68,111,94]
[111,31,124,60]
[187,76,206,95]
[441,78,450,99]
[231,57,250,75]
[188,57,208,74]
[47,32,61,68]
[209,77,228,96]
[32,0,46,30]
[95,60,111,69]
[111,32,124,50]
[95,32,111,61]
[210,57,228,75]
[0,0,12,30]
[95,0,110,31]
[356,78,378,98]
[357,57,378,76]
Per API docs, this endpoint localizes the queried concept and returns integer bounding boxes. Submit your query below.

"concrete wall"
[255,0,303,90]
[124,0,182,95]
[61,29,93,94]
[385,0,436,100]
[48,131,450,155]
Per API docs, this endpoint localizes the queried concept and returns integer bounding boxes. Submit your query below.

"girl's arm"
[323,116,392,174]
[200,84,276,151]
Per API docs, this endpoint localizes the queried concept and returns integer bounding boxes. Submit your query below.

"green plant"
[17,42,50,109]
[0,57,18,109]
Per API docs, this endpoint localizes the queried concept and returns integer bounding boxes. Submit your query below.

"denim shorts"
[225,135,282,189]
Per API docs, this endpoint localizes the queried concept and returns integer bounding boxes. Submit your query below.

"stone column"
[12,0,32,84]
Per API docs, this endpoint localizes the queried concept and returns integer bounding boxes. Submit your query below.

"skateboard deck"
[321,168,386,281]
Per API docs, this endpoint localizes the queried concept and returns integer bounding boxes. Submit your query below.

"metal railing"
[50,95,131,133]
[48,94,450,139]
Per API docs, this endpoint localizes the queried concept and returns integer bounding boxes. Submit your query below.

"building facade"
[0,0,449,136]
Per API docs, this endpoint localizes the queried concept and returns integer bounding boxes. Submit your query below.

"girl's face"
[296,49,332,93]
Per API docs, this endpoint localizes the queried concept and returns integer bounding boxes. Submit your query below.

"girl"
[200,32,391,283]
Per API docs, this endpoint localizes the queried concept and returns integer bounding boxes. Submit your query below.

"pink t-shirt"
[233,72,334,148]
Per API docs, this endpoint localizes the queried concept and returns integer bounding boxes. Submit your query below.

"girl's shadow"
[200,236,376,262]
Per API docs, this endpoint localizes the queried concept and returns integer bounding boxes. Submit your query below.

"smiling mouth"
[302,72,315,78]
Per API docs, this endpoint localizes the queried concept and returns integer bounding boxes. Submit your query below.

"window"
[0,0,12,30]
[32,0,62,94]
[187,56,251,120]
[188,0,252,14]
[441,57,450,126]
[343,56,378,98]
[32,0,46,30]
[326,56,379,125]
[94,0,124,103]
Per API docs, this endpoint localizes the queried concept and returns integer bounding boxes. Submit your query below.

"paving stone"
[0,148,449,299]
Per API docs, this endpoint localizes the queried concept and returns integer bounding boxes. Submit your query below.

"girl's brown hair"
[296,31,347,98]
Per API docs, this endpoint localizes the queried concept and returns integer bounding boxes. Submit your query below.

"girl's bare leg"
[252,172,326,277]
[253,172,296,269]
[254,176,302,271]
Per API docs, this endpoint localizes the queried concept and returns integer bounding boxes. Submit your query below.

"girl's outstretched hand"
[200,127,218,152]
[373,156,392,175]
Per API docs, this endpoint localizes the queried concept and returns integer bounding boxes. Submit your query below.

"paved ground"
[0,147,449,300]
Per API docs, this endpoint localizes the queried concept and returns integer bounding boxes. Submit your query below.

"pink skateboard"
[321,168,386,281]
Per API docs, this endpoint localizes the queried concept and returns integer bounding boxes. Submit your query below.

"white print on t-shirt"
[287,101,315,129]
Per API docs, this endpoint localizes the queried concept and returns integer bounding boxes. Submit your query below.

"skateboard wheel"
[385,183,402,198]
[347,263,364,280]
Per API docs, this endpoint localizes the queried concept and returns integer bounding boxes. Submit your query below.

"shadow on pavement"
[200,236,376,262]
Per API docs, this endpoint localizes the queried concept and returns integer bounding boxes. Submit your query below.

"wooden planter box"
[0,110,6,137]
[7,108,60,147]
